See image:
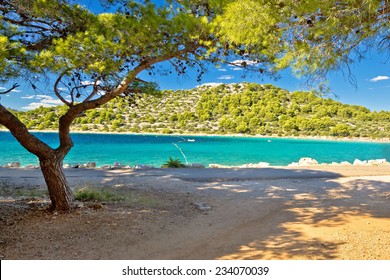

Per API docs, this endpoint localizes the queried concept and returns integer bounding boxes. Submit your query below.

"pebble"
[193,202,212,211]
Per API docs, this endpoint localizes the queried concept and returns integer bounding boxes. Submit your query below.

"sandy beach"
[1,165,390,260]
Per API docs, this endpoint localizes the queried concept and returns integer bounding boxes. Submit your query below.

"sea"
[0,131,389,167]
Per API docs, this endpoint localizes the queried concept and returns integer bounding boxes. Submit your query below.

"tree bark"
[39,156,73,211]
[1,104,74,211]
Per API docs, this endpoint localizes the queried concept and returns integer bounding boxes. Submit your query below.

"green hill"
[8,83,390,139]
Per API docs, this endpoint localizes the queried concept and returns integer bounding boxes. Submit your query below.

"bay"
[0,131,389,167]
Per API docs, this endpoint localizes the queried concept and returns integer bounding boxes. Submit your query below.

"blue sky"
[1,0,389,112]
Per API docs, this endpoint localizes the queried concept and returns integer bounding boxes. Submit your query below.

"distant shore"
[1,128,389,143]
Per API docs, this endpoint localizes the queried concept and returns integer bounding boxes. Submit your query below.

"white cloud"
[0,87,6,90]
[218,68,227,72]
[196,82,222,88]
[370,75,389,82]
[231,59,259,67]
[81,80,102,86]
[22,95,65,110]
[36,94,50,99]
[232,67,243,71]
[21,95,35,99]
[218,75,235,80]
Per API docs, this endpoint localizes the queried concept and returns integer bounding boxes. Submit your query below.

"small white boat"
[267,140,272,143]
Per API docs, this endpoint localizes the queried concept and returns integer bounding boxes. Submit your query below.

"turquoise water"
[0,131,389,167]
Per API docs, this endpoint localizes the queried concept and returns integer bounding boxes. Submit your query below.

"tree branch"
[54,72,72,106]
[0,83,20,95]
[83,76,103,102]
[0,104,54,159]
[55,44,200,156]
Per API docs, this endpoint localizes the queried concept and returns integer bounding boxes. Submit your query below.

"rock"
[86,202,104,210]
[85,162,96,168]
[209,162,270,168]
[71,164,80,168]
[340,161,352,165]
[241,162,270,168]
[298,157,319,166]
[193,202,212,211]
[5,162,20,168]
[74,202,84,208]
[367,159,387,165]
[63,164,70,168]
[100,165,111,169]
[186,163,205,168]
[134,164,155,169]
[353,159,368,166]
[25,164,38,169]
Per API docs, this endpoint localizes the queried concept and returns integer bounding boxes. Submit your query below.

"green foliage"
[11,83,390,138]
[215,0,390,86]
[74,187,124,202]
[161,157,186,168]
[330,124,351,137]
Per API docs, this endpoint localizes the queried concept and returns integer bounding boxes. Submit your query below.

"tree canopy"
[215,0,390,85]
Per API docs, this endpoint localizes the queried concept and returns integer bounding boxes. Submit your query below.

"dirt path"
[1,166,390,260]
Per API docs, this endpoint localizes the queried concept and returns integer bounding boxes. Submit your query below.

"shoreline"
[1,158,389,170]
[1,128,389,143]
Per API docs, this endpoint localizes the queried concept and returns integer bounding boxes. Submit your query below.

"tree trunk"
[40,157,74,211]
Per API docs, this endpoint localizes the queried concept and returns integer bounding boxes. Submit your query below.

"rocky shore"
[2,157,389,170]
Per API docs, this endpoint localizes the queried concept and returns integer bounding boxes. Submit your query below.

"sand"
[0,165,389,260]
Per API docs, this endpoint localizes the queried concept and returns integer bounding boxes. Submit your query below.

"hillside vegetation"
[7,83,390,139]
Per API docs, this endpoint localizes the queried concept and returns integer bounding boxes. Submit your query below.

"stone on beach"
[193,202,212,211]
[84,162,96,168]
[288,157,318,166]
[298,157,319,165]
[368,159,387,165]
[208,162,270,168]
[3,162,20,168]
[353,159,368,165]
[25,164,39,169]
[134,164,155,170]
[186,163,205,168]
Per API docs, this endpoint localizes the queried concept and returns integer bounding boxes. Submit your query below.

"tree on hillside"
[0,0,276,211]
[216,0,389,86]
